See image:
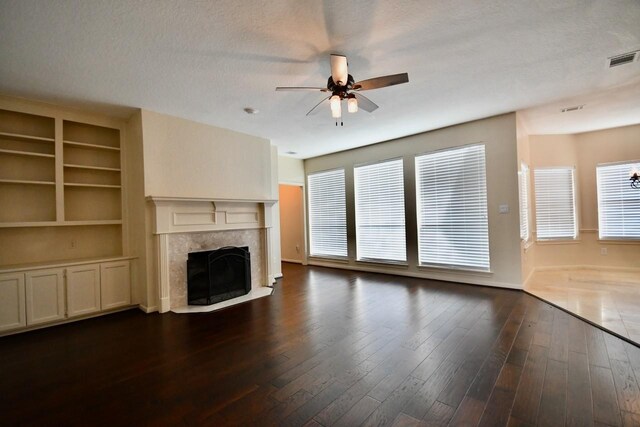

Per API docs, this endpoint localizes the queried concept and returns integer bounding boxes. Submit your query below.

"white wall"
[141,110,273,200]
[278,155,305,185]
[304,113,523,289]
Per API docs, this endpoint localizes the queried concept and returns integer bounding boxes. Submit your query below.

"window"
[534,167,577,240]
[415,144,490,270]
[519,162,531,241]
[597,162,640,239]
[354,158,406,263]
[307,169,348,258]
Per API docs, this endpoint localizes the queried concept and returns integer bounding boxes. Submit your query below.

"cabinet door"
[25,268,65,325]
[66,264,101,318]
[100,261,130,310]
[0,273,26,332]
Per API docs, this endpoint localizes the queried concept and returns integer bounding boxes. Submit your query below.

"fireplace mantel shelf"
[146,195,277,205]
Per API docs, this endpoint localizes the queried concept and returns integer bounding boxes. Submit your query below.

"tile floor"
[526,268,640,345]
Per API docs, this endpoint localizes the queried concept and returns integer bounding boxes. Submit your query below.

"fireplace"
[187,246,251,305]
[149,197,277,313]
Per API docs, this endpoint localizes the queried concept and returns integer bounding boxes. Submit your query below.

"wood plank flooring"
[1,263,640,426]
[526,269,640,345]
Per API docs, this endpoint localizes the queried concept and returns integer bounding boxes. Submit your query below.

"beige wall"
[279,184,305,263]
[269,147,282,278]
[278,156,305,185]
[528,124,640,269]
[123,110,147,307]
[140,110,273,200]
[516,112,536,284]
[133,110,280,310]
[577,125,640,230]
[305,113,523,288]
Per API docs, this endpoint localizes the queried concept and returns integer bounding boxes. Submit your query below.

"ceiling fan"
[276,54,409,124]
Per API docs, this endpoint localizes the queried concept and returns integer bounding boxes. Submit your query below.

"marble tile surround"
[168,229,265,309]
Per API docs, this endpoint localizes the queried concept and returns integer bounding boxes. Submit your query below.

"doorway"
[279,184,305,264]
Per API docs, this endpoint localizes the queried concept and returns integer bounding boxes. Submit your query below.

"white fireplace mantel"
[147,196,278,313]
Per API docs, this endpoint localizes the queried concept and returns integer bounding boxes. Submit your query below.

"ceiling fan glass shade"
[330,95,342,118]
[330,54,348,86]
[348,95,358,113]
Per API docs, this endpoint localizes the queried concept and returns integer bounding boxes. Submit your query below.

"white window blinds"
[534,167,577,240]
[354,158,406,262]
[597,162,640,239]
[415,144,490,270]
[519,163,530,241]
[307,169,348,258]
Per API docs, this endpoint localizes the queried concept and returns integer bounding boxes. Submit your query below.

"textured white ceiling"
[1,0,639,158]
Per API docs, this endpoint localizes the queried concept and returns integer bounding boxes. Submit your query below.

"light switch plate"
[499,204,509,214]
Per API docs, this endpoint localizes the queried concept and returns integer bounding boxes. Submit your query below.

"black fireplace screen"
[187,246,251,305]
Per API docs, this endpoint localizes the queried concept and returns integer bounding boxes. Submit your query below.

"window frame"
[354,157,407,265]
[519,162,531,242]
[414,143,491,272]
[533,166,578,241]
[307,167,348,259]
[596,160,640,241]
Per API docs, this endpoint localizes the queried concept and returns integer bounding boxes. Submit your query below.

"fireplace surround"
[148,197,277,312]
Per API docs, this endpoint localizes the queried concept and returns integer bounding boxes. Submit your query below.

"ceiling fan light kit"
[330,95,341,118]
[276,54,409,124]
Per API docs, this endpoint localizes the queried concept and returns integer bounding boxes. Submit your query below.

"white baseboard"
[307,260,522,290]
[533,264,640,273]
[281,258,304,264]
[138,304,158,313]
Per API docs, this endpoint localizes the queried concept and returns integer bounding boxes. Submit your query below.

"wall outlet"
[70,239,77,249]
[600,247,608,255]
[498,204,509,214]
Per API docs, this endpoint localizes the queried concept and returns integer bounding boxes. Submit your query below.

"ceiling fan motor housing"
[327,74,355,98]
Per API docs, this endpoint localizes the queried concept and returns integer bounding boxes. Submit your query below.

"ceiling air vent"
[608,51,638,68]
[561,105,584,113]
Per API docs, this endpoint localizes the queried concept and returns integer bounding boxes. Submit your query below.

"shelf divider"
[0,148,55,158]
[0,131,55,143]
[0,179,56,186]
[63,140,120,151]
[63,163,121,172]
[63,183,122,189]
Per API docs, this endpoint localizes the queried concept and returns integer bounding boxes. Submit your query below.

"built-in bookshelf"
[0,107,124,266]
[0,110,56,224]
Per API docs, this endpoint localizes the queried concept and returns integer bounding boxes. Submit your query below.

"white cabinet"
[0,273,26,332]
[100,261,131,310]
[25,268,65,325]
[0,259,131,334]
[66,263,101,318]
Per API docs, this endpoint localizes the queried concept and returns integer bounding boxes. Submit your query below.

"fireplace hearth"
[187,246,251,305]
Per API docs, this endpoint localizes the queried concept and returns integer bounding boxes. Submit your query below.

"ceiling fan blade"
[276,87,328,92]
[354,93,378,113]
[330,54,348,86]
[306,96,331,116]
[353,73,409,91]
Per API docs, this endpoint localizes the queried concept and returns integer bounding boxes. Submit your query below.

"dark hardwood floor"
[2,263,640,426]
